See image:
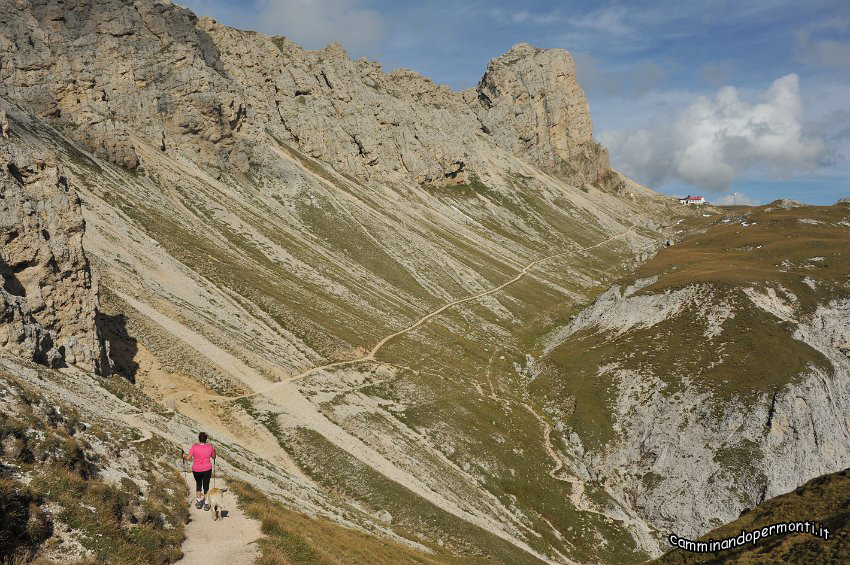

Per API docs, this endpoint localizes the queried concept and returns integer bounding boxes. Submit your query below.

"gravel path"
[115,413,262,565]
[177,474,262,565]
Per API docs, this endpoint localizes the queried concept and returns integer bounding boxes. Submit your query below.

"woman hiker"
[182,432,216,510]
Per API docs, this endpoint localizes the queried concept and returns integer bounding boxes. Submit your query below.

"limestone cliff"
[467,43,609,181]
[0,0,610,187]
[0,133,108,374]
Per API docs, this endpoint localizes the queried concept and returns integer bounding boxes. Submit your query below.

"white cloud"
[600,74,827,191]
[713,192,760,206]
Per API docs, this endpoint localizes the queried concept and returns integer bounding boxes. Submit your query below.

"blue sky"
[180,0,850,205]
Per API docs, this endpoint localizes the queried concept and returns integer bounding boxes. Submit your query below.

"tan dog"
[205,488,225,521]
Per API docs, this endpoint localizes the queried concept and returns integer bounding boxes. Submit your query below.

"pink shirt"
[188,443,215,472]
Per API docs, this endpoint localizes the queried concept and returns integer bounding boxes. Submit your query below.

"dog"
[205,487,226,521]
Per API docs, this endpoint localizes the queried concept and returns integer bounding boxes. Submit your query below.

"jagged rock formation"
[0,0,237,171]
[550,285,850,541]
[0,135,107,374]
[0,0,611,188]
[466,43,609,181]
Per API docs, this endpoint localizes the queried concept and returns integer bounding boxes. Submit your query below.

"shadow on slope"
[97,312,139,382]
[653,468,850,564]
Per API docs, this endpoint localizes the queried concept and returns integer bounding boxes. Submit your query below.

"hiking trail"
[170,225,641,404]
[177,474,262,565]
[117,412,263,564]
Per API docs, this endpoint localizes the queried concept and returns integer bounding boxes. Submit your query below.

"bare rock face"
[0,135,108,374]
[0,2,610,187]
[0,108,9,139]
[468,43,609,180]
[206,30,484,185]
[0,0,239,171]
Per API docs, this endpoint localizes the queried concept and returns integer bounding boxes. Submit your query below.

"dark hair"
[198,432,208,443]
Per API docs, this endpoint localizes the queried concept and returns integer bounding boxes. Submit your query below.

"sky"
[179,0,850,205]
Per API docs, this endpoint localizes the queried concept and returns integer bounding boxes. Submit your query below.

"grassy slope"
[0,368,187,564]
[92,150,675,559]
[231,481,455,565]
[538,203,850,452]
[286,239,658,563]
[652,467,850,564]
[628,205,850,307]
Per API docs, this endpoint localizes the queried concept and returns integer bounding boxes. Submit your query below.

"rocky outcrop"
[540,280,850,547]
[206,29,484,185]
[0,0,610,187]
[0,108,9,139]
[0,133,108,374]
[467,43,609,181]
[0,0,239,171]
[764,198,804,212]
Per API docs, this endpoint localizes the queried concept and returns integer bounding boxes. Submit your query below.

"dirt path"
[115,305,554,562]
[520,404,586,510]
[178,474,262,565]
[519,402,659,550]
[362,227,636,361]
[118,226,638,409]
[116,412,262,565]
[474,347,646,533]
[209,226,639,402]
[124,415,154,444]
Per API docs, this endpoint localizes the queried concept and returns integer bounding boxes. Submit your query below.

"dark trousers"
[193,470,212,494]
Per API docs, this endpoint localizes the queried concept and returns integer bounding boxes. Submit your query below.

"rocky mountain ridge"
[0,1,717,563]
[0,1,609,189]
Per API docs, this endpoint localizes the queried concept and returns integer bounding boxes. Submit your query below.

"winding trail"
[520,395,659,550]
[364,227,636,361]
[481,349,654,543]
[210,226,638,402]
[521,404,586,510]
